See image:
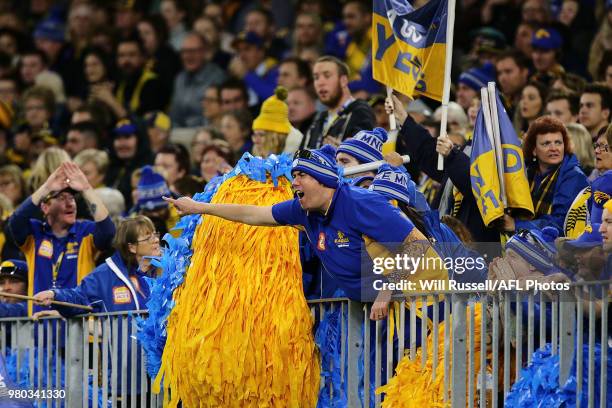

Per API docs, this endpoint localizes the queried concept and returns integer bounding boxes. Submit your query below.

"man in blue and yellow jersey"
[165,145,448,320]
[8,162,115,315]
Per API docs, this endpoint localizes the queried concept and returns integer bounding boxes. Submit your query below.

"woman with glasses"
[593,124,612,179]
[33,215,161,314]
[502,116,588,235]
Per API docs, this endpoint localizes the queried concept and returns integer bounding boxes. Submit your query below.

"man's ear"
[40,202,49,215]
[340,75,349,88]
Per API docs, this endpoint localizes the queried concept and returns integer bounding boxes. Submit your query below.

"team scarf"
[528,163,561,217]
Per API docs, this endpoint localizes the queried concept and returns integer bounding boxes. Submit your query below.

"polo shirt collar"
[42,221,77,238]
[309,184,343,223]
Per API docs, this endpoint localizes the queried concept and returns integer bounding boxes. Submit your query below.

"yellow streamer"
[157,175,320,407]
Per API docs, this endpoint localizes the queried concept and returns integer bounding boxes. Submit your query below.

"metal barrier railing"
[0,281,609,407]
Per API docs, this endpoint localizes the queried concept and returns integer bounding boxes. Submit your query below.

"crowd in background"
[0,0,608,314]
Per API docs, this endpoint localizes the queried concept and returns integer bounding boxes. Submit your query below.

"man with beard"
[301,56,375,149]
[108,36,168,117]
[8,162,114,315]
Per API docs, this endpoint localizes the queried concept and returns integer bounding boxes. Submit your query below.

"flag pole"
[487,82,507,208]
[386,86,397,131]
[437,0,456,171]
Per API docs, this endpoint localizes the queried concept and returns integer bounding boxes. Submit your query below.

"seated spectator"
[27,146,71,195]
[73,149,126,222]
[516,80,548,135]
[0,75,19,109]
[64,121,100,158]
[137,14,182,102]
[325,1,373,89]
[220,110,253,162]
[530,27,565,86]
[106,119,154,210]
[201,85,222,128]
[193,16,232,70]
[170,32,226,128]
[8,162,115,315]
[592,125,612,180]
[21,85,56,136]
[131,165,179,238]
[251,87,302,157]
[495,50,531,119]
[335,127,388,177]
[291,11,323,56]
[199,141,232,183]
[0,259,27,317]
[18,49,47,89]
[219,78,250,114]
[144,111,171,153]
[579,83,610,142]
[231,31,279,105]
[277,57,312,90]
[160,0,188,52]
[174,175,204,197]
[154,143,190,194]
[80,46,116,105]
[566,123,595,177]
[111,36,169,117]
[191,126,222,172]
[5,123,33,170]
[545,90,579,126]
[0,164,25,207]
[456,63,495,111]
[287,86,317,136]
[503,116,589,234]
[551,72,586,95]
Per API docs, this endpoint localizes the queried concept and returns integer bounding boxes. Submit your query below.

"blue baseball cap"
[113,119,138,137]
[531,28,562,50]
[565,224,603,249]
[232,31,265,49]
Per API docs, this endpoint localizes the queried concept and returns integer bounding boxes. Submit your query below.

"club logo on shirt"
[317,232,326,251]
[113,286,132,304]
[334,231,350,248]
[66,242,79,254]
[38,240,53,258]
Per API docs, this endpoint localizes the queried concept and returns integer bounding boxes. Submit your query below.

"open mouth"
[295,190,305,199]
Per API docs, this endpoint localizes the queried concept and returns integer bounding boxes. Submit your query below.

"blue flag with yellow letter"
[470,107,504,227]
[372,0,447,100]
[492,89,535,218]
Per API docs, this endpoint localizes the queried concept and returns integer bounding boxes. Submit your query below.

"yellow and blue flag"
[372,0,447,101]
[470,107,504,227]
[491,89,535,218]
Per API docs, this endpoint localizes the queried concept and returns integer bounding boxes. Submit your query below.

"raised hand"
[385,94,408,125]
[63,162,92,192]
[44,166,68,192]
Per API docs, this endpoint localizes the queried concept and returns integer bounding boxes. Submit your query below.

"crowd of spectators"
[0,0,607,318]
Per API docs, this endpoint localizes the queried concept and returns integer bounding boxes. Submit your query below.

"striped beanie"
[292,144,339,188]
[336,127,388,164]
[369,164,411,205]
[505,227,559,274]
[136,165,171,211]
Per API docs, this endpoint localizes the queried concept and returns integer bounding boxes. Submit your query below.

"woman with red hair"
[503,116,588,234]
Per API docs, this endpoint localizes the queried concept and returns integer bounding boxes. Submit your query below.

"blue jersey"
[0,301,26,317]
[272,184,414,300]
[8,198,115,315]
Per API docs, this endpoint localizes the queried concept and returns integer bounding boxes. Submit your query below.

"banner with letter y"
[372,0,447,101]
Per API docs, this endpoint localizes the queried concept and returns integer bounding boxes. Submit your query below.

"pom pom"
[319,144,338,161]
[372,127,389,143]
[274,86,288,101]
[541,226,559,242]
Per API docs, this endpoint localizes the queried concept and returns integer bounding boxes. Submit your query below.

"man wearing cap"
[456,63,496,111]
[144,111,171,153]
[530,27,564,85]
[8,162,115,315]
[231,31,279,105]
[0,260,28,317]
[165,145,448,320]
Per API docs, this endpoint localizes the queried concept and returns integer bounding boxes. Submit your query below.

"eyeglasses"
[593,142,610,152]
[137,232,160,243]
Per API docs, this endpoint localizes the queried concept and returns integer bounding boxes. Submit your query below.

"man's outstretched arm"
[164,196,279,226]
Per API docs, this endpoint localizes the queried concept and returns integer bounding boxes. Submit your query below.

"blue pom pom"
[372,127,389,143]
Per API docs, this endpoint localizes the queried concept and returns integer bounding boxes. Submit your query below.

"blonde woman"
[251,87,303,157]
[27,147,71,194]
[566,123,596,176]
